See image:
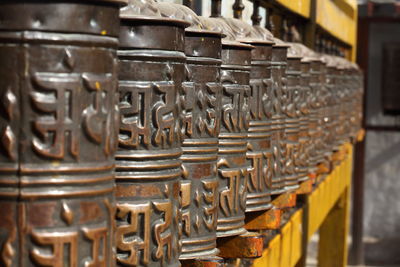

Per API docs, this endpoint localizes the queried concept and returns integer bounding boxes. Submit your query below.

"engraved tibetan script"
[202,180,218,230]
[116,203,151,266]
[222,84,250,132]
[218,159,248,216]
[31,73,114,159]
[247,150,273,192]
[119,82,177,148]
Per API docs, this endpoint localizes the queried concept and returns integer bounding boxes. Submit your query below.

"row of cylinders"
[0,0,363,266]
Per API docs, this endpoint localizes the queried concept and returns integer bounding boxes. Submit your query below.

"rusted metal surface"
[115,1,188,266]
[244,208,282,230]
[0,0,124,266]
[158,4,223,259]
[217,232,264,258]
[272,191,297,209]
[202,17,252,238]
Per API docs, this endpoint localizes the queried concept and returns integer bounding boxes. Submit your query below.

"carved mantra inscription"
[118,81,178,148]
[180,179,218,237]
[249,79,273,120]
[180,82,221,138]
[31,72,115,159]
[116,199,179,266]
[218,159,247,217]
[247,148,273,193]
[31,226,109,267]
[221,84,250,132]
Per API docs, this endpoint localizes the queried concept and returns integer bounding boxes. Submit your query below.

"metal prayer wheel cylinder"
[223,18,275,213]
[203,17,253,237]
[216,40,253,237]
[157,4,223,259]
[284,45,303,189]
[308,58,326,167]
[0,0,124,266]
[270,39,289,194]
[318,59,332,159]
[180,28,222,259]
[298,57,313,179]
[323,55,341,151]
[115,4,188,266]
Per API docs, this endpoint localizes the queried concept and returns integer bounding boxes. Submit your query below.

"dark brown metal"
[292,43,313,182]
[115,2,189,266]
[0,0,124,266]
[251,0,262,26]
[204,17,252,238]
[284,43,304,190]
[211,0,222,18]
[222,18,276,213]
[159,4,223,259]
[270,38,290,194]
[232,0,245,20]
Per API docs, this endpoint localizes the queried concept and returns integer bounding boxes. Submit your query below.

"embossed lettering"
[217,159,248,216]
[222,84,250,132]
[116,203,151,266]
[118,83,152,148]
[154,83,177,146]
[180,82,195,138]
[82,73,114,156]
[31,73,81,159]
[180,182,191,236]
[202,180,218,230]
[153,200,173,262]
[82,226,108,267]
[31,231,78,267]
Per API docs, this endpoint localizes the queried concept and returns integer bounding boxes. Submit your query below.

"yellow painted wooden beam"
[316,0,357,54]
[252,143,353,267]
[275,0,311,18]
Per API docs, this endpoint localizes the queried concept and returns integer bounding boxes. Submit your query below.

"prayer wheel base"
[244,208,282,230]
[217,231,265,258]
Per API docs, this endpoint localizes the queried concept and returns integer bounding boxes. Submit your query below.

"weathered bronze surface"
[292,43,313,182]
[115,1,188,266]
[283,43,303,190]
[306,53,326,171]
[158,4,223,259]
[223,18,275,213]
[0,0,124,266]
[270,38,290,194]
[202,17,252,238]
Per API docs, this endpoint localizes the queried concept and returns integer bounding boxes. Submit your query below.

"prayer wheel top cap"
[319,53,336,67]
[204,17,254,49]
[286,42,303,59]
[332,56,349,70]
[120,0,190,27]
[291,43,321,62]
[222,18,274,45]
[158,3,223,36]
[272,37,290,48]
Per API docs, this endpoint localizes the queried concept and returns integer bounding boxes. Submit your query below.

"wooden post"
[232,0,244,19]
[317,187,350,267]
[251,0,262,26]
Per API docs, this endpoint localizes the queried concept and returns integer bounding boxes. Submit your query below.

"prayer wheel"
[203,17,252,237]
[0,0,124,266]
[223,18,275,212]
[158,3,223,259]
[115,1,188,266]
